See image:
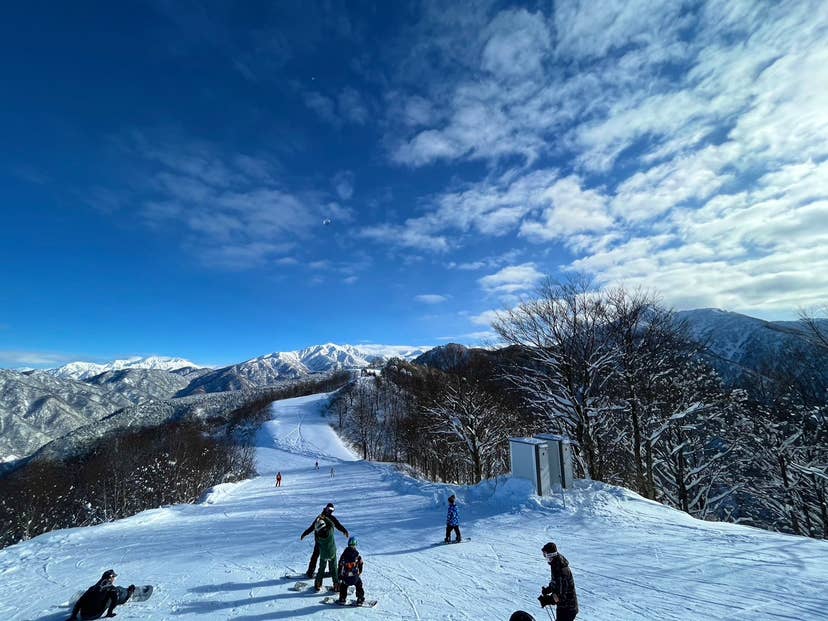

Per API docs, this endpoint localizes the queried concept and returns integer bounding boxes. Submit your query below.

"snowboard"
[322,595,378,608]
[437,538,470,545]
[290,581,339,593]
[130,585,154,602]
[283,572,330,580]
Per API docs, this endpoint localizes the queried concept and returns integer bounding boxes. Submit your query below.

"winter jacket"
[301,510,349,540]
[446,503,459,527]
[337,546,364,586]
[547,554,578,613]
[312,515,337,559]
[70,577,130,620]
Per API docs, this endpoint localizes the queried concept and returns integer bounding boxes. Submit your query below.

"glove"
[542,585,553,596]
[127,585,135,597]
[538,594,557,608]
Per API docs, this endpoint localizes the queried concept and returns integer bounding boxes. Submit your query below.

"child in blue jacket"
[444,494,462,543]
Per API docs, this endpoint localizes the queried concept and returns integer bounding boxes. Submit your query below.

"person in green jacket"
[312,515,339,591]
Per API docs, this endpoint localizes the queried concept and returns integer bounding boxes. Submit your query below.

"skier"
[444,494,462,543]
[336,536,366,606]
[330,466,335,478]
[300,503,348,579]
[509,613,536,621]
[537,542,579,621]
[275,472,282,487]
[315,461,319,470]
[68,569,135,620]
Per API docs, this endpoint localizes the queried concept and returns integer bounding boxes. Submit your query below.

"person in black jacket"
[300,502,349,578]
[537,542,578,621]
[68,570,135,620]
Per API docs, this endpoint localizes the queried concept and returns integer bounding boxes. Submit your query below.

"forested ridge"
[333,281,827,539]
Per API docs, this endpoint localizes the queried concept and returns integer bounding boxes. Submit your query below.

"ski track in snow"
[2,391,828,620]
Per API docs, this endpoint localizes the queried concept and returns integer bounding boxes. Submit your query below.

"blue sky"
[2,0,827,368]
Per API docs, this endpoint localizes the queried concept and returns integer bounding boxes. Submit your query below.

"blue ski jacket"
[446,503,459,526]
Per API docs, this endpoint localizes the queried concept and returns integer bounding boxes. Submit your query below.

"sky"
[2,0,827,368]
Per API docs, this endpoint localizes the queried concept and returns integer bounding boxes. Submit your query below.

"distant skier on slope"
[275,472,282,487]
[444,494,462,543]
[537,542,579,621]
[68,570,135,620]
[336,536,366,605]
[300,503,348,579]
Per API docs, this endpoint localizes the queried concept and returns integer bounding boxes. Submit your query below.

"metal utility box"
[534,433,574,490]
[509,438,552,496]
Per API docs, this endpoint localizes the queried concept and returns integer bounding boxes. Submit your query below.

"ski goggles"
[543,551,559,561]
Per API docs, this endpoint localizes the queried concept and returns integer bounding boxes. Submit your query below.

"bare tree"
[492,277,618,479]
[423,377,512,483]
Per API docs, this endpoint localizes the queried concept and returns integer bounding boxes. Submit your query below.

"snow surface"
[1,392,827,620]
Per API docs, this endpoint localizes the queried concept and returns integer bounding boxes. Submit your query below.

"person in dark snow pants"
[537,542,579,621]
[68,569,135,620]
[444,494,461,542]
[275,472,282,487]
[336,536,366,605]
[300,503,349,578]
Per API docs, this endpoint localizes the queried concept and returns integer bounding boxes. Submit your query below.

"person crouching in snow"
[538,542,579,621]
[337,536,366,605]
[69,569,135,620]
[444,494,461,543]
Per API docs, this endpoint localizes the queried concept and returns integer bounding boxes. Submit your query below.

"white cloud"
[332,171,354,200]
[520,176,614,242]
[479,263,545,295]
[469,309,502,326]
[0,351,77,367]
[481,9,552,80]
[415,294,448,304]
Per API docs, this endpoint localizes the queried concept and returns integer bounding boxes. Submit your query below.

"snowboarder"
[336,536,366,605]
[68,569,135,620]
[538,542,579,621]
[510,612,536,621]
[275,472,282,487]
[307,514,339,591]
[444,494,462,543]
[300,503,348,579]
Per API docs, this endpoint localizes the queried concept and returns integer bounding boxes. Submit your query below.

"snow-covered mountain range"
[0,344,427,463]
[675,308,828,381]
[48,356,201,381]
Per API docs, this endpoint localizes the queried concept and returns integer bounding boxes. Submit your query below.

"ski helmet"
[324,502,335,513]
[509,612,536,621]
[348,536,358,547]
[448,494,456,503]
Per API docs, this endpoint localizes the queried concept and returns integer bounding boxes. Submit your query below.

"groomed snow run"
[2,391,827,620]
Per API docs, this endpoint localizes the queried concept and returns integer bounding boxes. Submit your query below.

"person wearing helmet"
[300,503,349,578]
[336,536,365,605]
[444,494,462,543]
[538,542,579,620]
[68,570,135,620]
[509,612,536,621]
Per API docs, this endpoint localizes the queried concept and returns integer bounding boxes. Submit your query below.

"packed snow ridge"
[1,391,826,621]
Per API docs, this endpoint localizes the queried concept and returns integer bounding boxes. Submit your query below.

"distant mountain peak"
[48,356,203,381]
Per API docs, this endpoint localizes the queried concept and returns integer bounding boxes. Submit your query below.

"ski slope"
[1,391,827,620]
